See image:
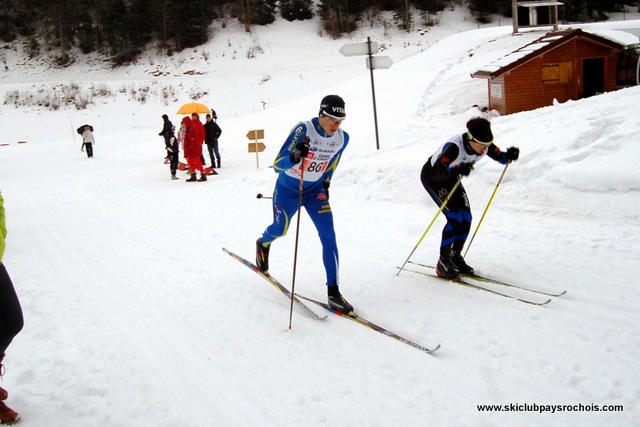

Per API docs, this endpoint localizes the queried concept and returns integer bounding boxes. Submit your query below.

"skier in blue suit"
[256,95,354,315]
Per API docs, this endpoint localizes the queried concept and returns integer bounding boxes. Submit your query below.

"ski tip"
[428,343,442,353]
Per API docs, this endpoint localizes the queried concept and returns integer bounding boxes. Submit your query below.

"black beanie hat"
[319,95,346,119]
[466,117,493,145]
[162,114,168,120]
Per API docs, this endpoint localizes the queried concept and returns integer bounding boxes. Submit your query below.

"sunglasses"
[467,131,492,146]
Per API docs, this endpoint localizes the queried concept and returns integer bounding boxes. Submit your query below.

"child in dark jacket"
[165,128,180,180]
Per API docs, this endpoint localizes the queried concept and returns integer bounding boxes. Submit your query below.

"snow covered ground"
[1,7,639,427]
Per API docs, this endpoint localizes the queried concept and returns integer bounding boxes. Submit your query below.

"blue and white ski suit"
[260,117,350,286]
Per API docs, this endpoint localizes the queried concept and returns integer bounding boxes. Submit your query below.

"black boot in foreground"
[450,250,474,275]
[256,239,270,273]
[327,285,354,316]
[436,255,460,280]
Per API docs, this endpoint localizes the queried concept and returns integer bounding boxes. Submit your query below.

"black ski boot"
[198,173,207,182]
[256,239,270,273]
[327,285,354,316]
[436,255,460,280]
[450,250,474,275]
[186,173,197,182]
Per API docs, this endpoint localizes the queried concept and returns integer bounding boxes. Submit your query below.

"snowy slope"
[1,9,639,427]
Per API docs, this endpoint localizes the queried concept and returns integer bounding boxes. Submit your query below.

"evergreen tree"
[414,0,446,26]
[280,0,314,21]
[318,0,365,38]
[102,0,131,62]
[468,0,498,23]
[236,0,277,30]
[168,0,215,50]
[392,0,413,32]
[0,0,42,42]
[40,0,82,64]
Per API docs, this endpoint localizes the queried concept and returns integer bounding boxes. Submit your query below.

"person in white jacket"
[81,125,95,158]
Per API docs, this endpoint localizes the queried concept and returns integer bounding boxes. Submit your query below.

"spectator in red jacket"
[190,113,207,167]
[182,116,207,182]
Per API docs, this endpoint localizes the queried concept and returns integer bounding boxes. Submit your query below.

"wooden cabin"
[471,28,631,115]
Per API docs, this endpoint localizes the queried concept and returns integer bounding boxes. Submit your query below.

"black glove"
[506,147,520,162]
[323,181,330,199]
[290,137,310,163]
[454,162,473,177]
[297,139,310,158]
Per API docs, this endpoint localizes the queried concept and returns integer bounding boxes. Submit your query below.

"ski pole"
[463,163,509,258]
[288,161,306,330]
[256,193,273,200]
[397,178,462,276]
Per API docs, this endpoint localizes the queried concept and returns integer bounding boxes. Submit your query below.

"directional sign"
[246,129,266,168]
[248,142,266,153]
[339,41,379,57]
[338,37,389,150]
[246,129,264,140]
[366,56,393,70]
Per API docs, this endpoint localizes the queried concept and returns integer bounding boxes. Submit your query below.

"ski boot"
[186,173,197,182]
[436,255,460,280]
[256,239,270,273]
[327,285,354,316]
[198,173,207,182]
[450,250,474,275]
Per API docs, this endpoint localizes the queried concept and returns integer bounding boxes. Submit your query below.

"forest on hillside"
[0,0,637,66]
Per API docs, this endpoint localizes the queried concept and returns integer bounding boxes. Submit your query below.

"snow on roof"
[582,28,640,46]
[472,28,633,78]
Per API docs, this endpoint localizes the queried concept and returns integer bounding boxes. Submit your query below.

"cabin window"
[490,82,503,99]
[542,62,572,84]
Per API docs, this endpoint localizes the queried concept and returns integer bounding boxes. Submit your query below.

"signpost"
[339,41,379,57]
[247,129,265,168]
[247,142,266,153]
[340,37,393,150]
[366,56,393,70]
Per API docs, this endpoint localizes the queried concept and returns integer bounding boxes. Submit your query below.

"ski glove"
[506,147,520,162]
[289,137,310,163]
[453,162,473,177]
[323,181,330,199]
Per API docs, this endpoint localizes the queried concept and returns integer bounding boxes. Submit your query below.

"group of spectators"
[159,111,222,182]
